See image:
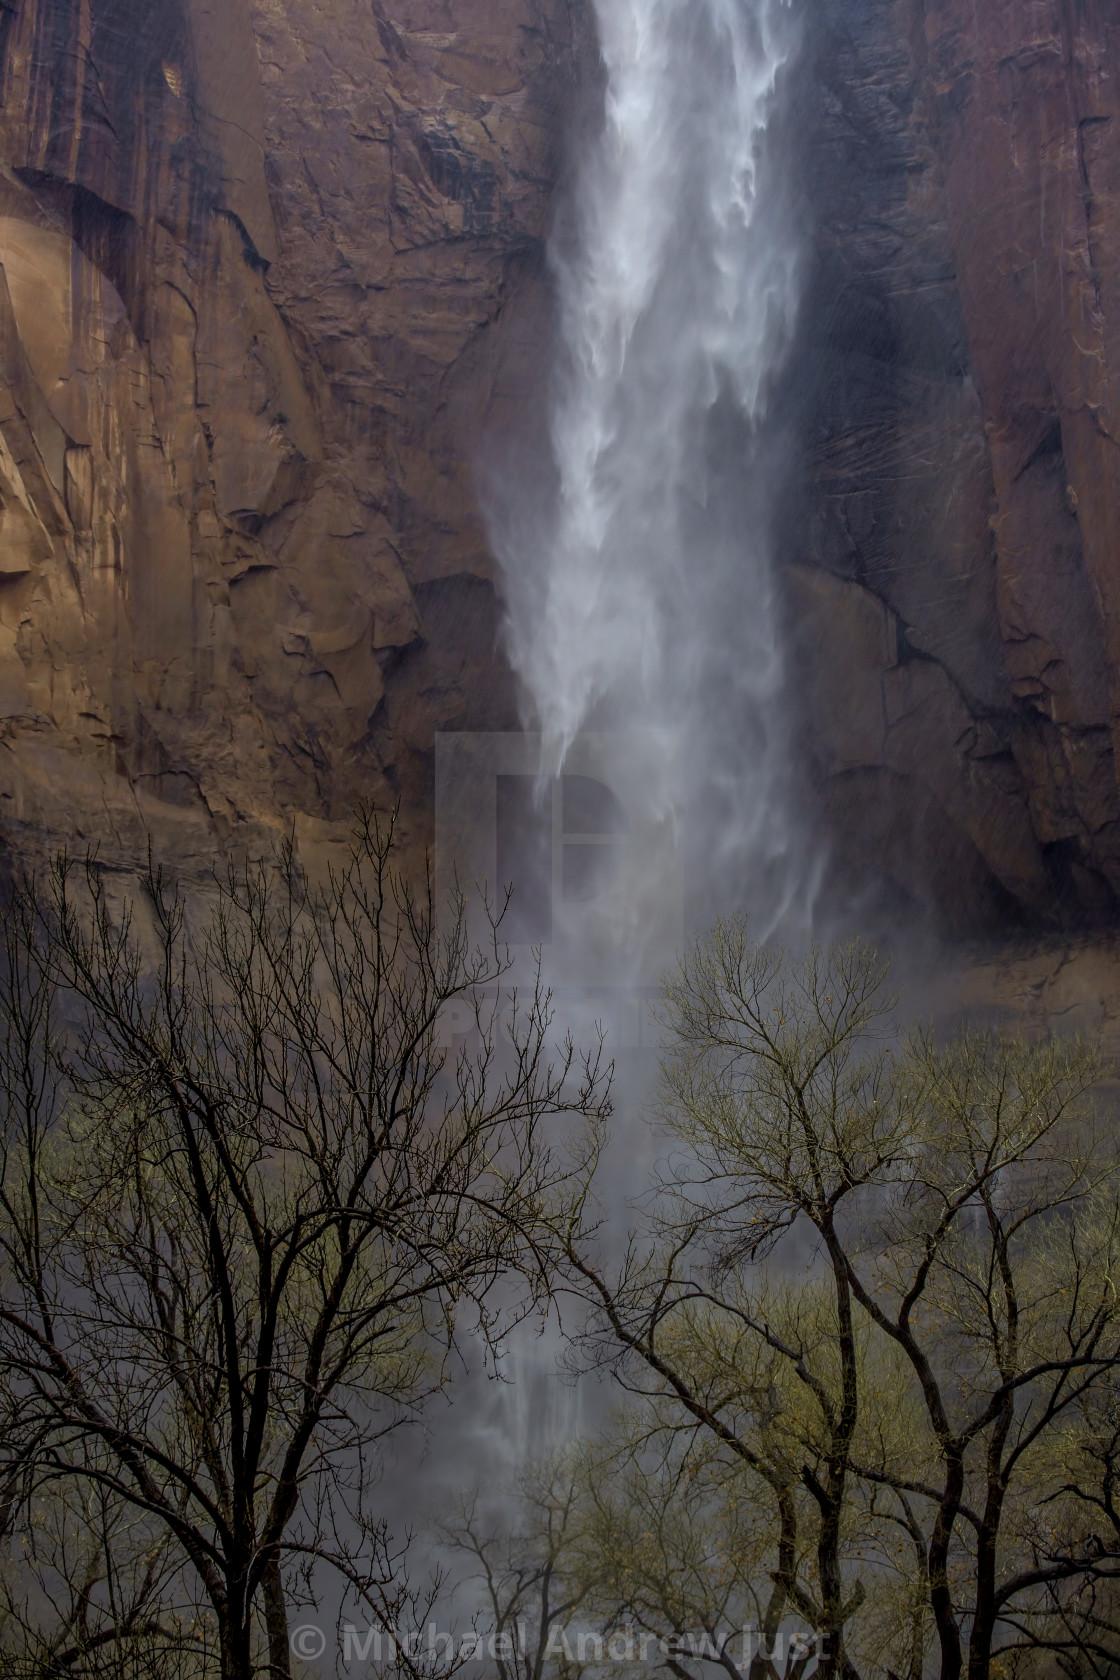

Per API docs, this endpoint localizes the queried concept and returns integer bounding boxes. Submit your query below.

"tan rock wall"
[0,0,585,870]
[7,0,1120,938]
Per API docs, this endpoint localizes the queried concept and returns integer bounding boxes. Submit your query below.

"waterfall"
[424,0,811,1561]
[491,0,806,930]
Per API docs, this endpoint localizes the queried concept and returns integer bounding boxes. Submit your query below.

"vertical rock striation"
[0,0,586,863]
[796,0,1120,932]
[4,0,1120,935]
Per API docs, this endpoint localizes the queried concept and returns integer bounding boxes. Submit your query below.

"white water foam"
[491,0,808,931]
[415,0,813,1567]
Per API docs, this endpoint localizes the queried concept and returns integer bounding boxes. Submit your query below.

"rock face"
[4,0,1120,937]
[0,0,586,866]
[795,0,1120,933]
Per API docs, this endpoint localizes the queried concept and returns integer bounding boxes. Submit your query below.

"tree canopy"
[0,816,610,1680]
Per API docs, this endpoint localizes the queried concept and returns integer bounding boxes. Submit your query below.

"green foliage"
[528,924,1120,1680]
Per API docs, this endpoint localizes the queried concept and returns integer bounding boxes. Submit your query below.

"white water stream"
[492,0,807,929]
[406,0,812,1633]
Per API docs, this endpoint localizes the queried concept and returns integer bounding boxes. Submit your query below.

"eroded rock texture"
[5,0,1120,937]
[796,0,1120,932]
[0,0,584,865]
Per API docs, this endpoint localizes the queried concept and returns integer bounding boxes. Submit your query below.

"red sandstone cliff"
[798,0,1120,932]
[4,0,1120,935]
[0,0,586,867]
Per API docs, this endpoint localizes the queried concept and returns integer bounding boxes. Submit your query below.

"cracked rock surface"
[2,0,1120,937]
[0,0,587,870]
[795,0,1120,932]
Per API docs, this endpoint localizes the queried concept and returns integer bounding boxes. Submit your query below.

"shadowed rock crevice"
[2,0,1120,939]
[790,0,1120,934]
[0,0,586,872]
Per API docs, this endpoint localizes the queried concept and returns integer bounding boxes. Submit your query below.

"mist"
[406,0,817,1632]
[488,0,813,939]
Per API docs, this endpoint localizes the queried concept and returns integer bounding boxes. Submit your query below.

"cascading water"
[425,0,812,1587]
[491,0,808,931]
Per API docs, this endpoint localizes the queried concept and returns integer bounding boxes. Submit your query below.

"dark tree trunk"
[928,1454,965,1680]
[264,1556,293,1680]
[219,1611,255,1680]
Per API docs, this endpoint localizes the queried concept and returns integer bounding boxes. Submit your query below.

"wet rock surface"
[3,0,1120,940]
[0,0,587,870]
[796,0,1120,934]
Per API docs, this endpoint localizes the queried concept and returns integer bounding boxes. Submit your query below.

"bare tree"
[443,1416,825,1680]
[552,923,1120,1680]
[572,1421,822,1680]
[439,1454,593,1680]
[848,1026,1120,1680]
[0,1467,213,1679]
[0,813,611,1680]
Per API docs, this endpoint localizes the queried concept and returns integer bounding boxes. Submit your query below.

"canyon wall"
[0,0,587,871]
[796,0,1120,933]
[3,0,1120,935]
